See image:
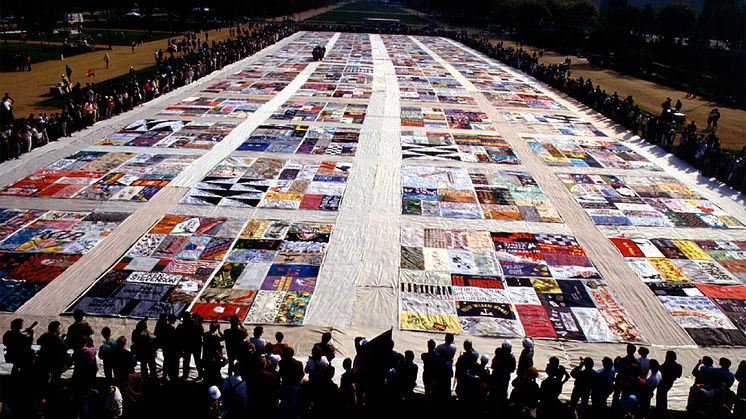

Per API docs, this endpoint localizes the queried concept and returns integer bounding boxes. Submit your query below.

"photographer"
[2,318,36,378]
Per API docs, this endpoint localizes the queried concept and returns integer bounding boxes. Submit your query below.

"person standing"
[66,309,94,348]
[98,327,117,382]
[2,318,35,378]
[223,315,247,374]
[570,357,594,413]
[435,333,457,401]
[104,52,110,69]
[71,337,98,395]
[279,346,304,419]
[66,64,72,81]
[421,339,439,401]
[517,338,534,378]
[249,326,266,354]
[656,350,681,418]
[131,319,157,381]
[37,321,69,386]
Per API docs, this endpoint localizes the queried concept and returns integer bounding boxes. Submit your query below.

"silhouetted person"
[592,357,616,416]
[539,356,569,417]
[517,338,534,378]
[203,321,226,385]
[37,320,69,386]
[570,357,594,413]
[656,350,681,418]
[317,331,336,362]
[613,343,640,405]
[66,309,94,348]
[489,340,515,413]
[224,315,247,373]
[279,346,304,419]
[158,314,179,381]
[177,313,203,379]
[2,318,35,378]
[511,366,540,416]
[421,339,439,401]
[71,336,98,394]
[110,336,136,384]
[131,319,157,381]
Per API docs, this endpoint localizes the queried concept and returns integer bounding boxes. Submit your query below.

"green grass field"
[0,42,105,69]
[1,29,172,46]
[308,2,428,25]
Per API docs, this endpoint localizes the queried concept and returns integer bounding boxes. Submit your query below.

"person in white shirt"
[435,333,457,362]
[104,385,123,418]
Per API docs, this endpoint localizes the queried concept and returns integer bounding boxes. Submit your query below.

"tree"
[555,0,599,29]
[655,3,697,43]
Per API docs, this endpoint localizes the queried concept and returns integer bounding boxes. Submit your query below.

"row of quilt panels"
[401,107,607,137]
[399,227,644,343]
[67,215,333,325]
[414,36,567,110]
[610,237,746,346]
[400,166,743,229]
[401,131,658,170]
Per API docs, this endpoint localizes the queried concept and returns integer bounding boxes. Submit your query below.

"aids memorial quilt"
[401,107,495,130]
[399,228,644,343]
[238,124,360,156]
[402,166,560,222]
[500,112,607,137]
[182,157,352,210]
[68,215,231,318]
[0,209,126,312]
[97,119,238,149]
[270,101,367,125]
[611,238,746,345]
[0,151,198,202]
[401,131,518,164]
[525,136,660,171]
[158,97,266,118]
[558,173,743,228]
[191,219,333,325]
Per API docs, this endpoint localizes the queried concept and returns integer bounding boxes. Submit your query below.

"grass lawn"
[81,29,173,46]
[1,29,172,46]
[308,2,428,25]
[0,42,104,69]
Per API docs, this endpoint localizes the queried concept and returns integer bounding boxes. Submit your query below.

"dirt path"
[0,27,239,117]
[491,37,746,150]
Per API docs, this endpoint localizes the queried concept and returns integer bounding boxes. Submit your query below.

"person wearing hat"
[207,385,222,419]
[517,338,534,379]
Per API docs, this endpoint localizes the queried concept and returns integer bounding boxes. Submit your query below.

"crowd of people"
[445,31,746,194]
[0,22,295,164]
[2,311,744,419]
